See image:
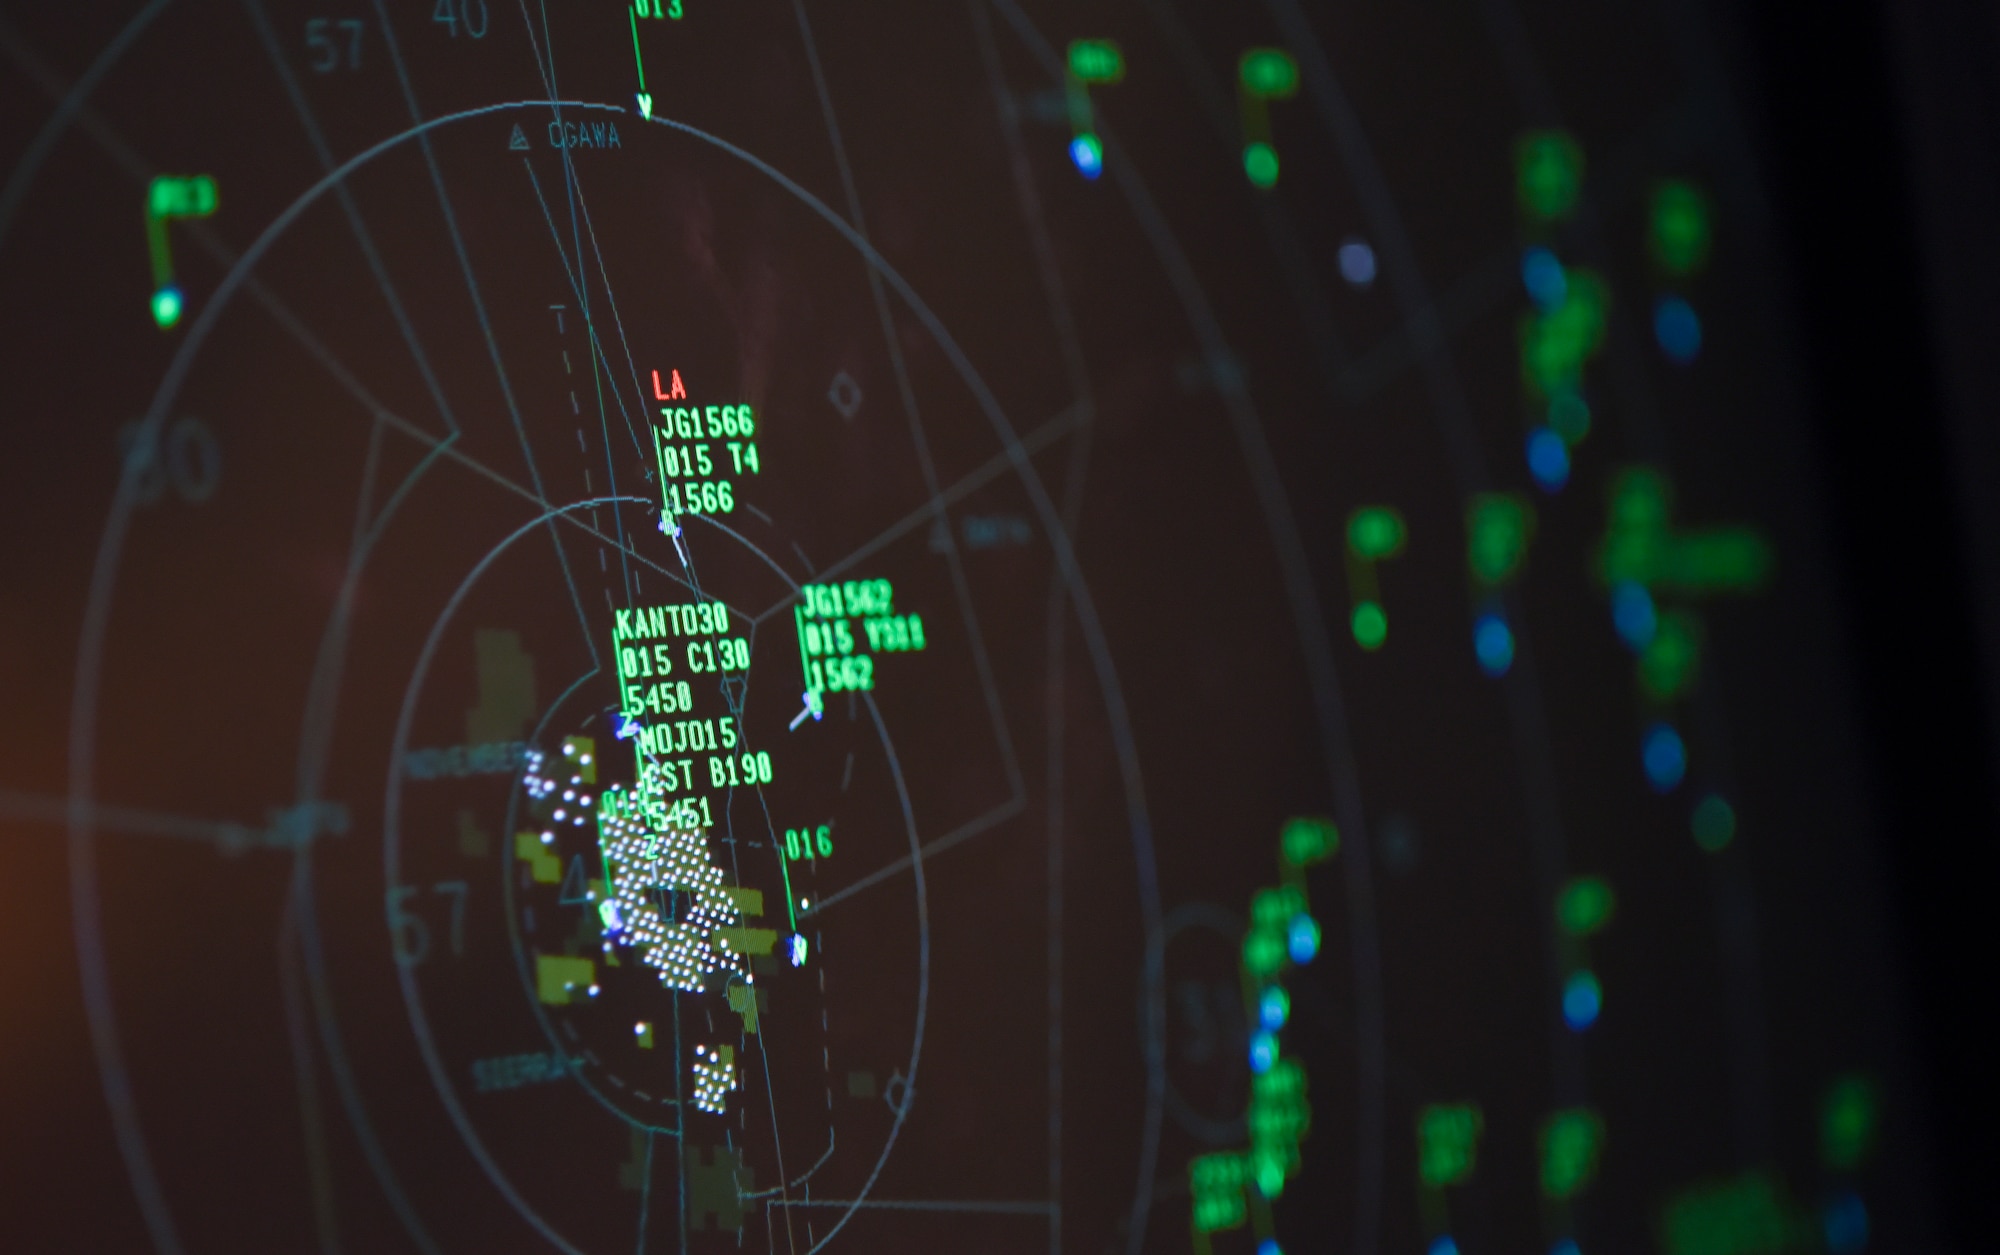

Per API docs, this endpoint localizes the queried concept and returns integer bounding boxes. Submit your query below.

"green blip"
[1598,468,1774,596]
[1556,876,1615,936]
[1520,270,1609,398]
[1651,180,1712,276]
[1239,48,1300,98]
[1820,1074,1879,1172]
[151,287,183,329]
[1640,609,1703,702]
[1658,1171,1814,1255]
[1280,816,1338,868]
[1517,130,1585,221]
[1418,1103,1484,1188]
[1348,507,1407,559]
[1549,389,1592,444]
[1244,142,1280,189]
[1540,1107,1604,1199]
[1352,601,1387,651]
[1467,493,1534,585]
[1691,794,1737,851]
[1067,38,1124,84]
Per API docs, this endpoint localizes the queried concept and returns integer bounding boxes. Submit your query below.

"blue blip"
[1474,613,1516,676]
[1259,986,1290,1030]
[1287,914,1320,963]
[1643,722,1687,792]
[1069,135,1103,179]
[1823,1192,1869,1255]
[1654,295,1702,364]
[1522,246,1568,311]
[1249,1030,1277,1074]
[1611,581,1658,650]
[1562,971,1602,1030]
[1339,239,1378,287]
[1527,427,1571,491]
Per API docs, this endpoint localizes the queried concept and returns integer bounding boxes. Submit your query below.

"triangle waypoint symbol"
[559,855,590,905]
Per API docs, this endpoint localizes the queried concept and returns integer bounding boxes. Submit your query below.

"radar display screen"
[0,3,1964,1254]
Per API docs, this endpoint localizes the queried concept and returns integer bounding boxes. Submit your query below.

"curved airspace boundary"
[66,98,622,1255]
[0,0,176,250]
[71,96,1166,1255]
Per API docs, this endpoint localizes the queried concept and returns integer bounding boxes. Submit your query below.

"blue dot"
[1474,613,1515,676]
[1248,1030,1278,1074]
[1527,427,1570,491]
[1654,295,1702,363]
[1428,1237,1460,1255]
[1643,722,1687,792]
[1562,970,1602,1030]
[1287,914,1321,963]
[1259,986,1290,1030]
[1256,1242,1283,1255]
[1339,238,1377,287]
[1550,1241,1581,1255]
[1069,134,1103,180]
[1611,581,1657,651]
[1521,246,1567,311]
[1823,1192,1868,1254]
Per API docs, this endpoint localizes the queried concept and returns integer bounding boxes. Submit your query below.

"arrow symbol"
[628,9,652,120]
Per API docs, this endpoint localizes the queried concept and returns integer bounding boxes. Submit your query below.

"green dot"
[1239,48,1300,98]
[1516,130,1584,222]
[1066,38,1124,84]
[1243,928,1286,979]
[1820,1074,1878,1171]
[1418,1103,1484,1187]
[1280,816,1338,867]
[1556,876,1615,935]
[1347,506,1407,559]
[1352,601,1387,650]
[1244,142,1280,189]
[1466,494,1530,584]
[1691,793,1736,851]
[1549,390,1591,444]
[1639,609,1702,702]
[151,287,183,329]
[1539,1108,1604,1199]
[1650,180,1711,276]
[1254,1149,1285,1198]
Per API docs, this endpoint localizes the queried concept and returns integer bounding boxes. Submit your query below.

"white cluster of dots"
[522,748,556,800]
[691,1043,736,1114]
[582,739,749,1118]
[523,743,599,844]
[593,775,744,994]
[551,742,596,830]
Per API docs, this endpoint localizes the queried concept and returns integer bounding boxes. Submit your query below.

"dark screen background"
[0,2,1989,1253]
